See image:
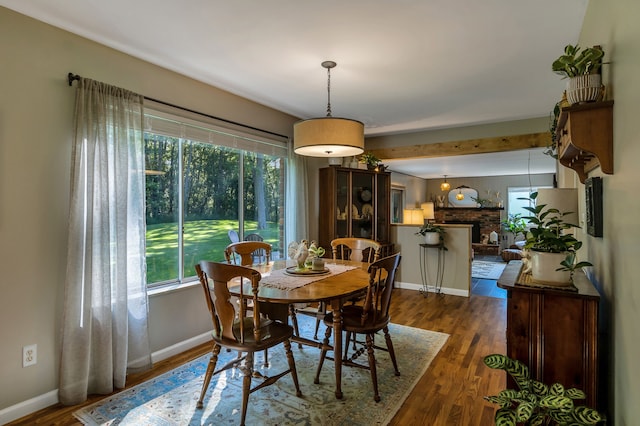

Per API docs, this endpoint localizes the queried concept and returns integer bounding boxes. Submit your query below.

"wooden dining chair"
[225,240,271,266]
[296,237,382,339]
[314,253,402,402]
[225,240,300,356]
[195,261,302,426]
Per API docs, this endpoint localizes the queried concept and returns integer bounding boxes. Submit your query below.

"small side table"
[419,243,445,296]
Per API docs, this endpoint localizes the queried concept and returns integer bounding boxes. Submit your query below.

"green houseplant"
[359,152,381,169]
[521,192,592,283]
[502,213,528,241]
[483,354,604,425]
[415,223,447,248]
[552,44,604,105]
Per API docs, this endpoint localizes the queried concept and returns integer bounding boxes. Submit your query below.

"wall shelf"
[556,100,613,183]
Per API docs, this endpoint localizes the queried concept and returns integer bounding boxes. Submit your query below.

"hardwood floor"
[9,289,507,425]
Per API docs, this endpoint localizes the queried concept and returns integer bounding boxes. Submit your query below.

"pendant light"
[440,175,451,191]
[456,188,465,200]
[293,61,364,157]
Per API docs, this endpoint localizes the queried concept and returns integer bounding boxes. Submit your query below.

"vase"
[529,251,572,285]
[566,74,602,105]
[312,257,325,271]
[424,232,440,245]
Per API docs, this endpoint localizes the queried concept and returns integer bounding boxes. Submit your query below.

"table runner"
[260,262,358,290]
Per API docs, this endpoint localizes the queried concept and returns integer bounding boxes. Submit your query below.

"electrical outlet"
[23,344,37,367]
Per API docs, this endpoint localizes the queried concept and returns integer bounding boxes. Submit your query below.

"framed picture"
[585,177,603,237]
[390,185,405,224]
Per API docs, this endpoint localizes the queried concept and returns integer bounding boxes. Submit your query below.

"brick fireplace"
[435,207,504,254]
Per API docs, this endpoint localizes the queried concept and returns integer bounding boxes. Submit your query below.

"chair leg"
[365,333,381,402]
[314,325,332,384]
[240,351,254,426]
[283,339,302,397]
[313,302,325,339]
[383,325,401,376]
[197,344,221,409]
[343,330,352,360]
[288,304,303,349]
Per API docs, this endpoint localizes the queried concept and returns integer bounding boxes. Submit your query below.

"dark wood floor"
[9,289,507,426]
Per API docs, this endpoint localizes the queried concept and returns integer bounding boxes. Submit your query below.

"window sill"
[147,278,200,297]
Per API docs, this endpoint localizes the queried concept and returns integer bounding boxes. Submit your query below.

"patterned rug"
[472,260,507,280]
[74,316,448,425]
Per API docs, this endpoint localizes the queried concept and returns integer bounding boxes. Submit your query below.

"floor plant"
[483,354,604,425]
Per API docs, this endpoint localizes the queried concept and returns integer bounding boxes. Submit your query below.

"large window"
[507,186,552,219]
[144,107,288,286]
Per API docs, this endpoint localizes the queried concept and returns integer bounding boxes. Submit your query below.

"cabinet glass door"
[375,173,390,243]
[336,170,349,238]
[352,171,375,239]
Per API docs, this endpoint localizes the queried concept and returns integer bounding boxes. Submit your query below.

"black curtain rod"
[67,72,289,140]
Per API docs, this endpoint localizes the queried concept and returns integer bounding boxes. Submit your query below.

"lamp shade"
[293,117,364,157]
[536,188,579,227]
[421,202,435,220]
[403,208,425,225]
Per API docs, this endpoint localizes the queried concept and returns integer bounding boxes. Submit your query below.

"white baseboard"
[0,389,58,425]
[151,331,211,364]
[395,280,469,297]
[0,332,212,424]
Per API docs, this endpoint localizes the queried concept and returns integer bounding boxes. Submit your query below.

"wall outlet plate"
[23,344,37,367]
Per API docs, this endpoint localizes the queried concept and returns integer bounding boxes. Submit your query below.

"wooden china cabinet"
[318,167,392,256]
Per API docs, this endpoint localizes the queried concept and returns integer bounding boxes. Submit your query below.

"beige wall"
[0,7,298,415]
[575,0,640,422]
[2,0,639,422]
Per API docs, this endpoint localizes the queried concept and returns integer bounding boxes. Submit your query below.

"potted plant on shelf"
[359,152,381,170]
[483,354,604,425]
[521,192,592,284]
[415,223,447,248]
[552,44,604,105]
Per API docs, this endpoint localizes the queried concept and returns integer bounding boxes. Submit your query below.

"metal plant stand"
[419,243,445,296]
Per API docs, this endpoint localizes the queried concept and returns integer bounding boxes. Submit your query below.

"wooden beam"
[369,132,550,160]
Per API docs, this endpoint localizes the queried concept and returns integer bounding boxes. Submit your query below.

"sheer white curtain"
[286,148,309,244]
[59,78,151,405]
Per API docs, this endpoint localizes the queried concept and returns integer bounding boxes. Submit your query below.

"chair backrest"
[244,233,264,242]
[225,241,272,266]
[228,229,240,243]
[331,237,382,263]
[361,253,402,325]
[195,261,263,343]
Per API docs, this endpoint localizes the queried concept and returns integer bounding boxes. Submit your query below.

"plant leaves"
[565,388,587,400]
[515,401,534,421]
[495,408,517,426]
[572,406,604,424]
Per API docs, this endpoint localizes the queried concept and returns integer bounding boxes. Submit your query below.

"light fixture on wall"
[403,208,425,225]
[421,202,435,221]
[440,175,451,191]
[293,61,364,157]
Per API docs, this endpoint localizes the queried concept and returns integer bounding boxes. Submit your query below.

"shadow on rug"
[74,316,448,426]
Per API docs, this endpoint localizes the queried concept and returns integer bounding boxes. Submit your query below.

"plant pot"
[424,232,440,245]
[566,74,602,105]
[529,251,572,285]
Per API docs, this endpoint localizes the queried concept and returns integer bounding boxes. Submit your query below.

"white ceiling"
[1,0,587,178]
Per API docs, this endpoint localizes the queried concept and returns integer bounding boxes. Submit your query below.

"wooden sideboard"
[497,261,600,408]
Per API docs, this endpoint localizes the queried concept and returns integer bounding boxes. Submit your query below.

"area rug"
[472,260,507,280]
[74,316,448,426]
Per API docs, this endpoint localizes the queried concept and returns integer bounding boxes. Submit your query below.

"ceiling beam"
[368,132,550,160]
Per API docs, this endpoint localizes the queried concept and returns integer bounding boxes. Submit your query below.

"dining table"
[228,259,371,399]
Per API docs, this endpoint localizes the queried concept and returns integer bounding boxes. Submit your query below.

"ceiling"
[1,0,588,178]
